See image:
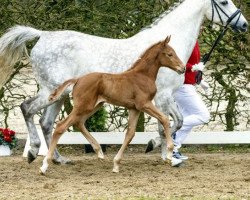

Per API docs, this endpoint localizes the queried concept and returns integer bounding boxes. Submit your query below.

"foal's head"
[157,36,185,74]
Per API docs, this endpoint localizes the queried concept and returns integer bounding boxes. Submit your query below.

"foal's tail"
[49,79,78,102]
[0,25,42,89]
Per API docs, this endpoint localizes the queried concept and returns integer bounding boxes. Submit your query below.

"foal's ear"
[164,35,171,45]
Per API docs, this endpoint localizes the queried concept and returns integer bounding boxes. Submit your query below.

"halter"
[211,0,242,30]
[195,0,242,84]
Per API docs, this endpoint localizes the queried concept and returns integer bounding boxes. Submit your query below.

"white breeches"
[173,84,210,151]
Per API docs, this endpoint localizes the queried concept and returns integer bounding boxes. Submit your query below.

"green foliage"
[200,24,249,130]
[85,107,108,132]
[0,0,170,37]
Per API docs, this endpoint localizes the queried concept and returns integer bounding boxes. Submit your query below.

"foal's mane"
[141,0,185,31]
[127,41,163,71]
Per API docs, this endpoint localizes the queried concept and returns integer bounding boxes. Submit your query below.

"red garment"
[184,41,200,85]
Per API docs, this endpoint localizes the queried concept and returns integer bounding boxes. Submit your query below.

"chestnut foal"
[40,36,185,174]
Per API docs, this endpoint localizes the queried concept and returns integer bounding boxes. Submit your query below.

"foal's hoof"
[39,168,46,176]
[39,166,48,175]
[39,163,48,175]
[27,150,37,164]
[113,159,120,173]
[97,152,105,160]
[145,139,155,153]
[112,167,119,173]
[40,159,49,175]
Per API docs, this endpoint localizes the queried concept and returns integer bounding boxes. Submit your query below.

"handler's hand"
[191,62,205,72]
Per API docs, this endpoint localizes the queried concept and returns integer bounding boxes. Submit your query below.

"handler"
[146,41,211,161]
[172,41,210,160]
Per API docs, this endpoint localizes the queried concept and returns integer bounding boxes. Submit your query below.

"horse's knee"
[21,100,39,119]
[40,118,53,135]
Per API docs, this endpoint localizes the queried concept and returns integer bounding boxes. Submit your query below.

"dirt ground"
[0,143,249,200]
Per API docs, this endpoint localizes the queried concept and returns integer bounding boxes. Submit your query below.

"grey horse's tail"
[0,25,42,89]
[49,79,78,102]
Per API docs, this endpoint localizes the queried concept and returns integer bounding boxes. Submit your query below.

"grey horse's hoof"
[145,139,155,153]
[27,150,37,163]
[52,156,74,165]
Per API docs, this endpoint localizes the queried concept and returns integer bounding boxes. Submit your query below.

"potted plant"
[0,128,17,156]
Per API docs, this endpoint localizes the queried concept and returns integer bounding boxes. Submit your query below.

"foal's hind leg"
[39,99,72,164]
[113,109,140,173]
[40,114,76,174]
[142,102,182,167]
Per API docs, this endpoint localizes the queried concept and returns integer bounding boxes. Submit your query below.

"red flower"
[9,130,15,136]
[3,129,10,136]
[4,136,12,143]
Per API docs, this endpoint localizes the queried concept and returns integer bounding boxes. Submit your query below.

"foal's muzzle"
[177,65,186,74]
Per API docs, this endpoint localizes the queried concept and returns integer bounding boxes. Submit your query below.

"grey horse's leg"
[169,99,183,134]
[20,92,53,163]
[145,97,183,160]
[39,99,72,164]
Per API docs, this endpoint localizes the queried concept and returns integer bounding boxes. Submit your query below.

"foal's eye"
[167,53,173,57]
[221,0,228,5]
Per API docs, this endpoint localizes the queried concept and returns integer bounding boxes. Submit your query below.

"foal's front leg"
[142,102,182,167]
[113,109,140,173]
[146,96,183,161]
